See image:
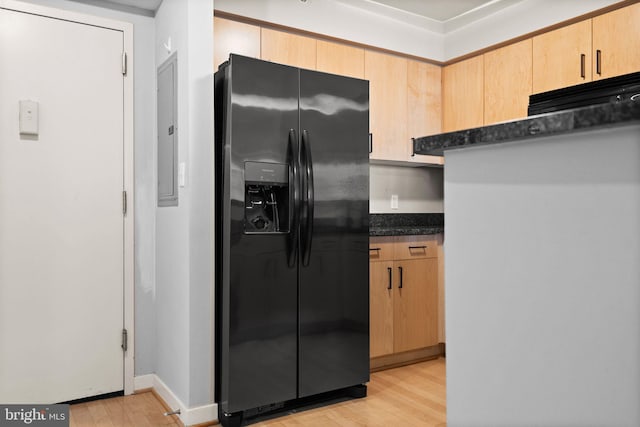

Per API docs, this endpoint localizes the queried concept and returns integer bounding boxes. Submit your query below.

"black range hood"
[528,71,640,116]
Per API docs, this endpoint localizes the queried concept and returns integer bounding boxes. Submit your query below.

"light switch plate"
[19,100,39,136]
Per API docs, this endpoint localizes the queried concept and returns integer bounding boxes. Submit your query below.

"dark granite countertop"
[370,213,444,236]
[413,100,640,156]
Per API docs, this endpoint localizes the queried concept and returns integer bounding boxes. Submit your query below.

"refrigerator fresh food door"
[218,55,299,413]
[298,69,370,397]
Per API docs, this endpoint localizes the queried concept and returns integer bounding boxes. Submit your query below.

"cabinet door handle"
[398,266,403,289]
[387,267,392,290]
[368,133,373,154]
[596,49,602,76]
[580,54,586,79]
[369,247,381,251]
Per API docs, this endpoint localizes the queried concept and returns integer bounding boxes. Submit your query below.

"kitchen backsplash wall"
[370,164,443,213]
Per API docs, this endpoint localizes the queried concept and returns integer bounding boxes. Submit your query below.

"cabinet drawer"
[370,236,395,261]
[394,235,438,260]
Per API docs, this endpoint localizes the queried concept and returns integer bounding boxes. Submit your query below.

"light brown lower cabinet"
[370,235,439,361]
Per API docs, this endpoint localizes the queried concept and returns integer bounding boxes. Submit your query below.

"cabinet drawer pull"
[580,53,586,79]
[398,266,403,289]
[369,247,381,251]
[387,267,392,290]
[408,245,427,250]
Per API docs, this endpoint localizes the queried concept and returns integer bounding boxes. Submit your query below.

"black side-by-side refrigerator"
[214,54,370,426]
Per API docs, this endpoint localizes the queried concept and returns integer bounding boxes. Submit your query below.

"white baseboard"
[183,402,217,426]
[133,374,154,390]
[134,374,218,426]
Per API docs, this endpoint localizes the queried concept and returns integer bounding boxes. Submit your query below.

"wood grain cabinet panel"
[484,38,532,125]
[261,28,316,69]
[370,236,395,262]
[394,235,438,260]
[443,55,484,132]
[370,235,441,362]
[592,2,640,80]
[213,17,260,70]
[316,40,364,79]
[532,20,592,94]
[365,50,408,162]
[407,60,443,165]
[370,261,395,358]
[394,258,439,353]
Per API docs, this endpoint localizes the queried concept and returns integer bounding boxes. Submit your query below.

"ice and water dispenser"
[244,161,289,233]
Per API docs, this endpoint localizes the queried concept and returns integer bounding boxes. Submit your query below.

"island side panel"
[444,125,640,427]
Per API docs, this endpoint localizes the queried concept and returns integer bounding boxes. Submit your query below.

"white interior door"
[0,7,125,403]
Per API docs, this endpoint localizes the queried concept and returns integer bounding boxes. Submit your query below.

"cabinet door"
[484,39,532,125]
[370,261,394,358]
[407,59,443,165]
[213,17,261,70]
[443,55,484,132]
[592,3,640,80]
[261,28,316,69]
[394,258,438,353]
[365,50,408,161]
[532,20,591,94]
[316,40,364,79]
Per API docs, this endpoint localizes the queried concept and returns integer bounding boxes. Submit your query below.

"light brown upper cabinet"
[407,60,443,165]
[484,39,533,125]
[443,55,484,133]
[213,17,260,70]
[532,20,592,94]
[261,28,316,69]
[316,40,364,79]
[365,51,408,162]
[592,2,640,80]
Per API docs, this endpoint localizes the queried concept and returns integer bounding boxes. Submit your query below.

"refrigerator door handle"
[301,129,314,267]
[287,128,300,268]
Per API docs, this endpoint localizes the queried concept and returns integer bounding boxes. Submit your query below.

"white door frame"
[0,0,135,396]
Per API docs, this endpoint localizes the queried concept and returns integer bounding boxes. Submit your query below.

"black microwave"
[528,71,640,116]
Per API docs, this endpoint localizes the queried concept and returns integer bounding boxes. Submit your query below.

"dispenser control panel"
[244,162,289,234]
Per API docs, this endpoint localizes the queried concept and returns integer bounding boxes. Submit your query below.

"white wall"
[155,0,190,404]
[186,0,214,408]
[370,165,443,213]
[155,0,214,408]
[16,0,158,377]
[444,125,640,426]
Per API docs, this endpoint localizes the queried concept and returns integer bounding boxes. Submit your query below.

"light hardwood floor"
[70,357,446,426]
[70,391,181,427]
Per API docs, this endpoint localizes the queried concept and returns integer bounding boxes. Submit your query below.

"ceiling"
[89,0,520,32]
[366,0,504,22]
[105,0,162,11]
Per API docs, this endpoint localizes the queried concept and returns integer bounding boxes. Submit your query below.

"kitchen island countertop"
[412,99,640,156]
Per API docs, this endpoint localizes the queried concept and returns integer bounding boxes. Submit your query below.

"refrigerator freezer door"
[298,70,370,397]
[218,55,299,413]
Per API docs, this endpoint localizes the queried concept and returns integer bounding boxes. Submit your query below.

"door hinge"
[122,190,128,215]
[122,51,128,76]
[121,328,128,352]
